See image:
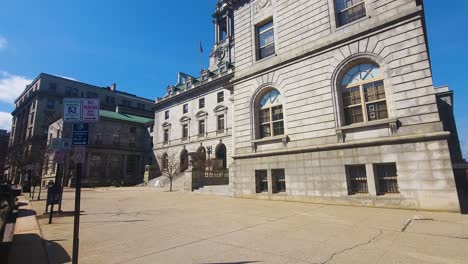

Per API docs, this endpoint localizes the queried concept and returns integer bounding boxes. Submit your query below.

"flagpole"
[199,41,203,71]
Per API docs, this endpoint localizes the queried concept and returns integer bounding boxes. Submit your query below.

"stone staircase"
[147,172,186,191]
[193,185,231,196]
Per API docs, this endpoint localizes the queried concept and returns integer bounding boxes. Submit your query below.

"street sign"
[62,139,71,151]
[72,123,89,146]
[54,151,66,164]
[51,138,62,151]
[81,99,100,122]
[73,147,86,163]
[63,98,82,122]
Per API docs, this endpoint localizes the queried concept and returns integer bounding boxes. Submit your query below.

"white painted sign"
[63,98,82,122]
[81,99,100,122]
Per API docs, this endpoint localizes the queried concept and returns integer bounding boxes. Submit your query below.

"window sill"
[337,118,398,132]
[251,134,289,151]
[256,53,277,63]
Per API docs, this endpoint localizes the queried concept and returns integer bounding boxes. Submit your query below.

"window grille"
[255,170,268,193]
[375,163,399,194]
[346,165,368,194]
[272,169,286,193]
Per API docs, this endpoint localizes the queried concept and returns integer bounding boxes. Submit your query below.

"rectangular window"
[335,0,366,27]
[375,163,399,195]
[271,105,284,136]
[199,98,205,109]
[49,83,57,91]
[137,103,145,110]
[163,129,170,144]
[113,134,120,146]
[123,100,131,107]
[257,20,275,60]
[183,104,188,114]
[95,133,103,144]
[218,17,228,41]
[165,110,169,120]
[272,169,286,193]
[217,115,225,131]
[217,91,224,103]
[66,87,72,96]
[47,99,55,109]
[255,170,268,193]
[346,165,368,194]
[182,124,189,140]
[198,120,205,135]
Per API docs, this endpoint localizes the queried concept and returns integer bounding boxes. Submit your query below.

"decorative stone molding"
[253,0,271,15]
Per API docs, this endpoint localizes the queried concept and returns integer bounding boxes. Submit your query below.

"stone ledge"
[233,131,450,160]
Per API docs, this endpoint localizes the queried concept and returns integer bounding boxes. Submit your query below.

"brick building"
[43,109,154,187]
[6,73,154,183]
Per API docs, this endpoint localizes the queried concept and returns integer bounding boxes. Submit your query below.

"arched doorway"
[180,149,188,172]
[196,146,206,170]
[215,143,227,169]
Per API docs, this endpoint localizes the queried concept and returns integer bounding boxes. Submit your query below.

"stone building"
[153,0,464,211]
[226,0,462,212]
[43,109,154,187]
[0,130,10,180]
[6,73,154,182]
[152,4,236,191]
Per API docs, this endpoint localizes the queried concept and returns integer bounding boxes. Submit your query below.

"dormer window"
[167,86,173,95]
[201,70,211,81]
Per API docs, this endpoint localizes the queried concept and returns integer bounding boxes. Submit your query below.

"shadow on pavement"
[8,233,70,264]
[15,209,36,218]
[36,211,85,220]
[200,262,260,264]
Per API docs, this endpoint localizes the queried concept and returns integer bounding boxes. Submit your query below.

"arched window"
[215,143,227,169]
[340,63,388,125]
[161,153,168,170]
[196,146,207,170]
[257,89,284,138]
[180,149,188,172]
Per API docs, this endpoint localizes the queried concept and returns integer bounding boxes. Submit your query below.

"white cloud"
[0,36,7,49]
[0,112,12,131]
[0,71,32,104]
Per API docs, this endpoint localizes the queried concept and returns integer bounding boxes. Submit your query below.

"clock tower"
[209,1,235,72]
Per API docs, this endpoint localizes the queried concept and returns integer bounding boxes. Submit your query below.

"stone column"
[366,164,377,196]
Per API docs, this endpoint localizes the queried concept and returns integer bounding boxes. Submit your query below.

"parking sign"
[63,98,82,122]
[72,123,89,146]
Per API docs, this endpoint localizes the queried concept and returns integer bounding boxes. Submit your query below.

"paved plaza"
[29,188,468,264]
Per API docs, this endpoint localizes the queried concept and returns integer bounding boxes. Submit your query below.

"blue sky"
[0,1,466,157]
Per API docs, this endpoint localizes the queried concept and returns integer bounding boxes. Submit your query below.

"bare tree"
[157,150,180,192]
[32,146,52,200]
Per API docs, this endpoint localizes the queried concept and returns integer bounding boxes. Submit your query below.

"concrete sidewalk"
[28,187,468,264]
[7,196,49,264]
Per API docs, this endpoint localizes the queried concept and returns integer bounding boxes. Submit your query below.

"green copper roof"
[100,110,153,124]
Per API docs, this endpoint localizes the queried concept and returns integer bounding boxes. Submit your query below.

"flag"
[199,41,203,54]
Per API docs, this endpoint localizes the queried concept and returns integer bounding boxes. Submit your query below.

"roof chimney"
[110,83,117,91]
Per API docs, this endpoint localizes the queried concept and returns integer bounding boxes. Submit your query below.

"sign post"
[62,98,98,264]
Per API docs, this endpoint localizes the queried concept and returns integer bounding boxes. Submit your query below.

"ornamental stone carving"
[253,0,271,15]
